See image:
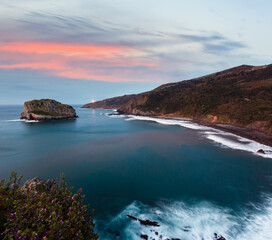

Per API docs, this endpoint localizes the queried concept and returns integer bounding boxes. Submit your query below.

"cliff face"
[82,64,272,134]
[20,99,77,121]
[118,94,150,115]
[82,95,136,109]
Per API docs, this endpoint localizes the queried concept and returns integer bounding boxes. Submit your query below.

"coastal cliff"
[82,94,136,109]
[83,64,272,137]
[20,99,77,121]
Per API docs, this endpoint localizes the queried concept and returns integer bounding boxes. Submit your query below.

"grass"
[30,110,63,117]
[26,99,54,104]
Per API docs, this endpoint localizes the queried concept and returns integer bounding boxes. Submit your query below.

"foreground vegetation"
[0,172,98,239]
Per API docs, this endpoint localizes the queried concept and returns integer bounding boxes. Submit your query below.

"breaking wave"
[124,115,272,159]
[125,115,212,130]
[99,196,272,240]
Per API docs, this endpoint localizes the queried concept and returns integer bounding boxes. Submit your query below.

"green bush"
[0,172,99,239]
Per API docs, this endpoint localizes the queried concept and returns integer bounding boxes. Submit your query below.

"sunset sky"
[0,0,271,104]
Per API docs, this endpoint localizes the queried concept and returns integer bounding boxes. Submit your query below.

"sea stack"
[20,99,77,121]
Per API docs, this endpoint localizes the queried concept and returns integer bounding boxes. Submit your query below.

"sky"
[0,0,271,104]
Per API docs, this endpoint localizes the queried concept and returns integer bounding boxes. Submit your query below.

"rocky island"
[20,99,77,121]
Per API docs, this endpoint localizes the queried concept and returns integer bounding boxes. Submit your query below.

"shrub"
[0,172,99,240]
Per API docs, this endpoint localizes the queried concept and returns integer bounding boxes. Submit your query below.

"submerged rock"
[126,214,160,226]
[20,99,77,121]
[140,234,148,239]
[127,214,138,220]
[138,219,160,227]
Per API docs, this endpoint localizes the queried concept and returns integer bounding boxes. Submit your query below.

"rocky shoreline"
[157,115,272,148]
[114,112,272,148]
[194,120,272,148]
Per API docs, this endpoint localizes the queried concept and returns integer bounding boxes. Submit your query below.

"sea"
[0,105,272,240]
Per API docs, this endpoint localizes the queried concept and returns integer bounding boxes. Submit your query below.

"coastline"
[83,106,272,149]
[113,111,272,148]
[193,120,272,148]
[150,115,272,148]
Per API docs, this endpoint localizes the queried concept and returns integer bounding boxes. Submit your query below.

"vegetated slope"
[84,64,272,134]
[82,94,136,109]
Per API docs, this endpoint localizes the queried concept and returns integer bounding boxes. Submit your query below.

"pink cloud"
[0,41,160,82]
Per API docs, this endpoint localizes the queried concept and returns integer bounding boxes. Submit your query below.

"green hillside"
[83,64,272,134]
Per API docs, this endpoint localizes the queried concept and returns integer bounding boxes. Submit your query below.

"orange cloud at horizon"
[0,41,160,82]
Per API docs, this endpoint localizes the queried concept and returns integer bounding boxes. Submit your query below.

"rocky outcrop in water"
[126,215,160,226]
[257,149,265,154]
[20,99,77,121]
[126,214,227,240]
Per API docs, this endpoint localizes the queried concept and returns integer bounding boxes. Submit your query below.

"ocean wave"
[124,115,272,158]
[100,196,272,240]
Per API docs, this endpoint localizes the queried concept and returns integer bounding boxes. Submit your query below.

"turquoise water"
[0,106,272,239]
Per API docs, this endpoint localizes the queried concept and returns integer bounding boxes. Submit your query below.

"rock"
[126,214,160,227]
[107,113,121,116]
[22,177,56,193]
[20,99,77,121]
[257,149,265,154]
[214,233,226,240]
[139,219,160,227]
[140,234,148,239]
[183,226,191,232]
[127,214,138,220]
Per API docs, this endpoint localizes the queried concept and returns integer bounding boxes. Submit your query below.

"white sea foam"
[4,119,39,123]
[4,119,25,122]
[102,196,272,240]
[124,115,272,158]
[125,115,212,130]
[109,115,125,118]
[106,113,125,118]
[238,196,272,240]
[205,133,272,159]
[25,120,39,123]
